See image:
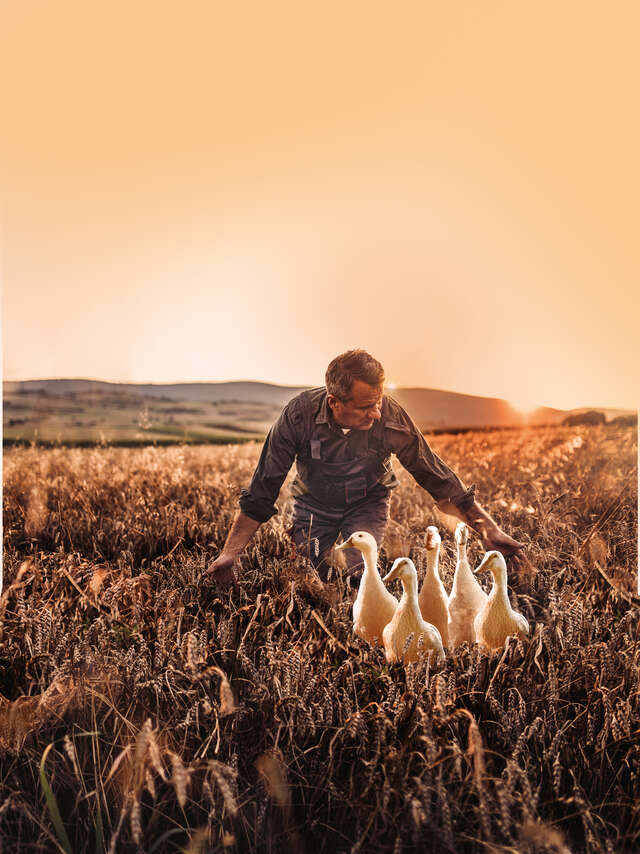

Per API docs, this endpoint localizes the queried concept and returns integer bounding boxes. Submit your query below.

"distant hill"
[389,387,563,430]
[3,379,308,407]
[3,378,635,444]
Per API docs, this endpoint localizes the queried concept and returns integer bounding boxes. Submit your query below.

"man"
[207,350,524,588]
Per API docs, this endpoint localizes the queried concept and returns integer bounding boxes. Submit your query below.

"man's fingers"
[507,550,532,574]
[507,551,522,568]
[203,556,237,591]
[205,566,223,578]
[208,563,238,590]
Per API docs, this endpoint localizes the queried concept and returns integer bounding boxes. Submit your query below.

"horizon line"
[3,376,637,414]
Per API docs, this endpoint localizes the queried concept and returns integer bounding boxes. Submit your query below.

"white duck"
[473,550,529,650]
[447,522,488,646]
[382,558,445,664]
[418,526,450,647]
[335,531,398,645]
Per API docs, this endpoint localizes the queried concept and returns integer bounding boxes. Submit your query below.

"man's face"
[328,380,384,430]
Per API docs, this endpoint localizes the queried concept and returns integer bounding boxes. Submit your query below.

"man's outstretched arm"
[386,401,526,568]
[205,511,262,589]
[437,498,526,568]
[206,398,301,589]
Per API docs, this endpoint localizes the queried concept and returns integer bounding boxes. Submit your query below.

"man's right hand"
[205,553,238,590]
[203,512,261,590]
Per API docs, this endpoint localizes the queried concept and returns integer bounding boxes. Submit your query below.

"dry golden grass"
[1,423,638,853]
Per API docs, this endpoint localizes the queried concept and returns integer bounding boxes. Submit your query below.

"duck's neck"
[361,544,384,586]
[400,576,421,617]
[489,570,510,605]
[455,542,473,578]
[425,546,440,580]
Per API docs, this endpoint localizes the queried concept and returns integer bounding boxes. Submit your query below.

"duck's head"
[425,526,441,550]
[383,557,417,584]
[473,550,507,580]
[454,522,469,546]
[335,530,377,554]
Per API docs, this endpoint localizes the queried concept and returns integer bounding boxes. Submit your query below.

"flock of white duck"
[335,522,529,665]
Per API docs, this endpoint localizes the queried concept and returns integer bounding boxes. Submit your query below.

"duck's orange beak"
[335,536,354,552]
[425,527,441,550]
[383,558,405,583]
[473,553,493,574]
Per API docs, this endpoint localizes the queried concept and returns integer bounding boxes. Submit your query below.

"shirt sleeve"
[384,399,476,513]
[238,399,302,523]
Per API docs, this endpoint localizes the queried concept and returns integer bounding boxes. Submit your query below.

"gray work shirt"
[239,387,476,523]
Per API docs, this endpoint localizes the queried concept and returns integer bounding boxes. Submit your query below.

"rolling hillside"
[3,378,634,444]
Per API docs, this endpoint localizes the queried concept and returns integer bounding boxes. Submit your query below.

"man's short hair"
[325,350,385,400]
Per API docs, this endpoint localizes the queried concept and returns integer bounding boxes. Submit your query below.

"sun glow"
[508,394,539,416]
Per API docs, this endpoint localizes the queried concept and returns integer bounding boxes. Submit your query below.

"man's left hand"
[481,527,526,572]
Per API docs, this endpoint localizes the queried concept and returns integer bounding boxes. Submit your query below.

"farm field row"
[3,387,278,444]
[1,424,638,852]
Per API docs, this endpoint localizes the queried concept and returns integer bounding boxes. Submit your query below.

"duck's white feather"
[418,526,450,647]
[448,522,488,646]
[382,558,445,664]
[473,551,529,650]
[335,531,398,645]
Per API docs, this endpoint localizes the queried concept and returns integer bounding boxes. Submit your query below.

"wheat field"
[1,423,638,853]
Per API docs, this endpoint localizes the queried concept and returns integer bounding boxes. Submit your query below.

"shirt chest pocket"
[305,456,373,506]
[344,476,367,504]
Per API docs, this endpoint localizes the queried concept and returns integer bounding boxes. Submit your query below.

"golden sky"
[2,1,638,410]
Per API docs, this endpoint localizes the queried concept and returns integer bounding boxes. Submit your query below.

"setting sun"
[508,394,540,416]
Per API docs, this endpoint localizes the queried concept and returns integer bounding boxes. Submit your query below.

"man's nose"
[369,403,382,420]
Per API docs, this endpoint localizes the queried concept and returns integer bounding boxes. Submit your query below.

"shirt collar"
[315,391,332,425]
[315,390,347,435]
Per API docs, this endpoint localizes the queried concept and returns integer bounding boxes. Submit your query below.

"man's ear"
[327,394,339,410]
